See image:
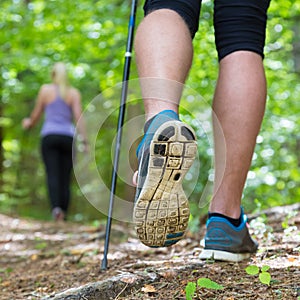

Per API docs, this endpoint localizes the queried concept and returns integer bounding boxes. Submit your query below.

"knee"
[143,0,201,38]
[214,0,271,61]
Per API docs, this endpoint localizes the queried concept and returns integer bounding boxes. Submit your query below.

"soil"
[0,204,300,300]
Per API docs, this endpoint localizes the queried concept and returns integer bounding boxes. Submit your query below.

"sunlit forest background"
[1,0,299,225]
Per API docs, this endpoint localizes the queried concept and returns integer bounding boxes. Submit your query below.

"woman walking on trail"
[22,62,88,221]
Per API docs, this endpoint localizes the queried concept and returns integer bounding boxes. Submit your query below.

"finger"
[132,170,138,187]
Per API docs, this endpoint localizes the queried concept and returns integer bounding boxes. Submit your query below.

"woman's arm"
[22,85,46,129]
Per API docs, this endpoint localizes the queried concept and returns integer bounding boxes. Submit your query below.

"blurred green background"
[0,0,299,225]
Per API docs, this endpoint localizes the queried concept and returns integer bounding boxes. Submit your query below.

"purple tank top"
[41,88,75,137]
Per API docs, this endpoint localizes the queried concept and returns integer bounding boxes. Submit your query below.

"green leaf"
[35,242,47,250]
[0,117,13,127]
[281,221,288,229]
[197,278,224,290]
[259,272,271,285]
[245,265,260,275]
[261,265,270,272]
[185,282,196,300]
[5,267,13,274]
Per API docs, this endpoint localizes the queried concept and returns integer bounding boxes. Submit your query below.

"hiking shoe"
[133,113,197,248]
[52,207,65,222]
[199,209,258,262]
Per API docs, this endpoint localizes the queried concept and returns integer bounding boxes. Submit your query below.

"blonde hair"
[51,62,69,99]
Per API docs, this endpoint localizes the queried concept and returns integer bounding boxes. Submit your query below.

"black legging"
[41,134,74,213]
[143,0,271,60]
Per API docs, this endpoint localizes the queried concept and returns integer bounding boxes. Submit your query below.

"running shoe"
[199,209,258,262]
[133,111,197,247]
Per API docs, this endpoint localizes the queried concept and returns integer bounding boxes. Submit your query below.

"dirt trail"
[0,204,299,299]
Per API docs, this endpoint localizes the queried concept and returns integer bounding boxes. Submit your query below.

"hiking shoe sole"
[199,249,253,262]
[133,120,197,247]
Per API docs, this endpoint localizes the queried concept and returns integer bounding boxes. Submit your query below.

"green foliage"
[0,0,143,219]
[259,272,272,286]
[246,265,272,286]
[34,241,48,250]
[245,265,260,275]
[197,278,224,290]
[185,281,196,300]
[0,0,300,221]
[242,0,300,212]
[281,211,297,229]
[185,277,224,299]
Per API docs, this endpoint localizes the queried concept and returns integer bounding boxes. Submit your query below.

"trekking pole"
[101,0,138,270]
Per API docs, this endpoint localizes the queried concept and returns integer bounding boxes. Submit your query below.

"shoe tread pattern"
[133,121,197,247]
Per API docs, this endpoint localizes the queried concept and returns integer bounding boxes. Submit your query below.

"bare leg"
[211,51,267,218]
[134,9,193,121]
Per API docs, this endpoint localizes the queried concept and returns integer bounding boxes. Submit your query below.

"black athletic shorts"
[143,0,271,60]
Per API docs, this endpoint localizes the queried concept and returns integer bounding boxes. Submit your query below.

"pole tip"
[101,258,108,270]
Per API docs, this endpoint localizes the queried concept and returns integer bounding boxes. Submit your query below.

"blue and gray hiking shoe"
[199,209,258,262]
[133,110,197,247]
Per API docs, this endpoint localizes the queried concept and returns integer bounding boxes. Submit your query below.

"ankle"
[144,110,179,133]
[208,212,242,227]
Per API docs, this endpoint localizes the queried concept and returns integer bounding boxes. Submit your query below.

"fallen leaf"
[70,249,86,255]
[141,284,157,293]
[160,269,176,279]
[31,254,38,261]
[288,257,296,262]
[1,281,11,287]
